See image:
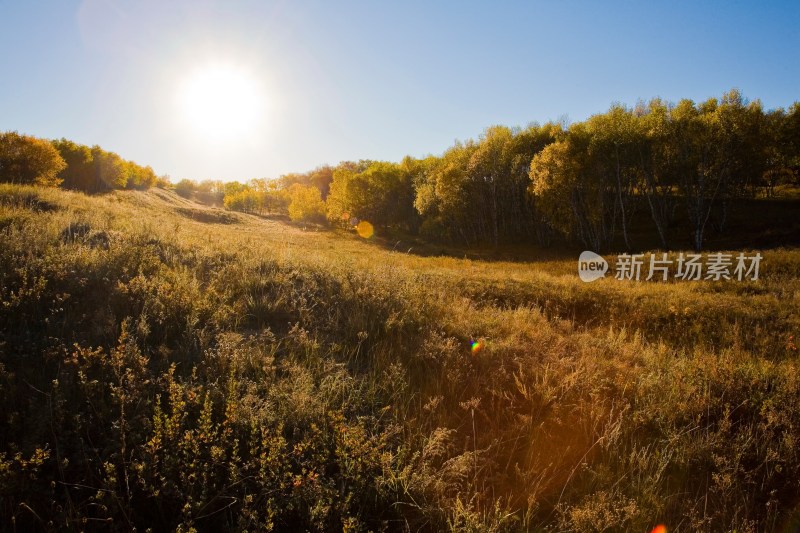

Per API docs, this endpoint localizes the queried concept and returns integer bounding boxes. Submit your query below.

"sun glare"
[177,63,264,143]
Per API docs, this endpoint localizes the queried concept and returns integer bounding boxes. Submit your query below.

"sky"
[1,0,799,182]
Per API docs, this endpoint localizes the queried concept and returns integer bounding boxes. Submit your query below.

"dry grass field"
[2,184,799,531]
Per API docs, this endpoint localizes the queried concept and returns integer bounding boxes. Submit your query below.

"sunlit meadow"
[1,184,798,531]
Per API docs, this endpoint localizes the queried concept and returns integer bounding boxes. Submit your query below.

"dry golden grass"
[1,184,799,531]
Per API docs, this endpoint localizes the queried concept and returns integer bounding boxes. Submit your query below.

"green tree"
[711,90,768,232]
[466,126,515,245]
[634,98,679,248]
[664,91,765,250]
[414,143,476,243]
[586,105,640,249]
[52,138,96,191]
[325,160,416,230]
[784,102,800,179]
[529,123,615,250]
[415,124,557,245]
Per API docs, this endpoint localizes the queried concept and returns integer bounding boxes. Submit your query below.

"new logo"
[578,251,608,282]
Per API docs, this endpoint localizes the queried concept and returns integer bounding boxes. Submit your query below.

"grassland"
[1,184,799,531]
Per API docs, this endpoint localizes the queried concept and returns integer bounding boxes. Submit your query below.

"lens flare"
[470,338,485,354]
[650,525,667,533]
[356,221,374,239]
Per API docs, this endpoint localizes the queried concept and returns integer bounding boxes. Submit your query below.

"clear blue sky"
[1,0,799,181]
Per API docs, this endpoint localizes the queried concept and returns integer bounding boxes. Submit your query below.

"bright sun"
[177,63,264,143]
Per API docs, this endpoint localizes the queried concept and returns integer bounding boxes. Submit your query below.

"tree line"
[3,89,798,250]
[530,91,799,250]
[0,132,162,192]
[213,90,799,250]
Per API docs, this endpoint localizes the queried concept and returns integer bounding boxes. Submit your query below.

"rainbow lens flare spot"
[470,339,485,354]
[356,221,374,239]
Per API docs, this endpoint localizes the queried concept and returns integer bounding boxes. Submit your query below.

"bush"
[0,131,65,186]
[175,178,197,198]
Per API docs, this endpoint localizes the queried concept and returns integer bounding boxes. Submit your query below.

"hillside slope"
[1,185,799,531]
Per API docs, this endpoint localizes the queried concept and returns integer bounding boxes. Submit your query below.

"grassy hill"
[1,184,799,531]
